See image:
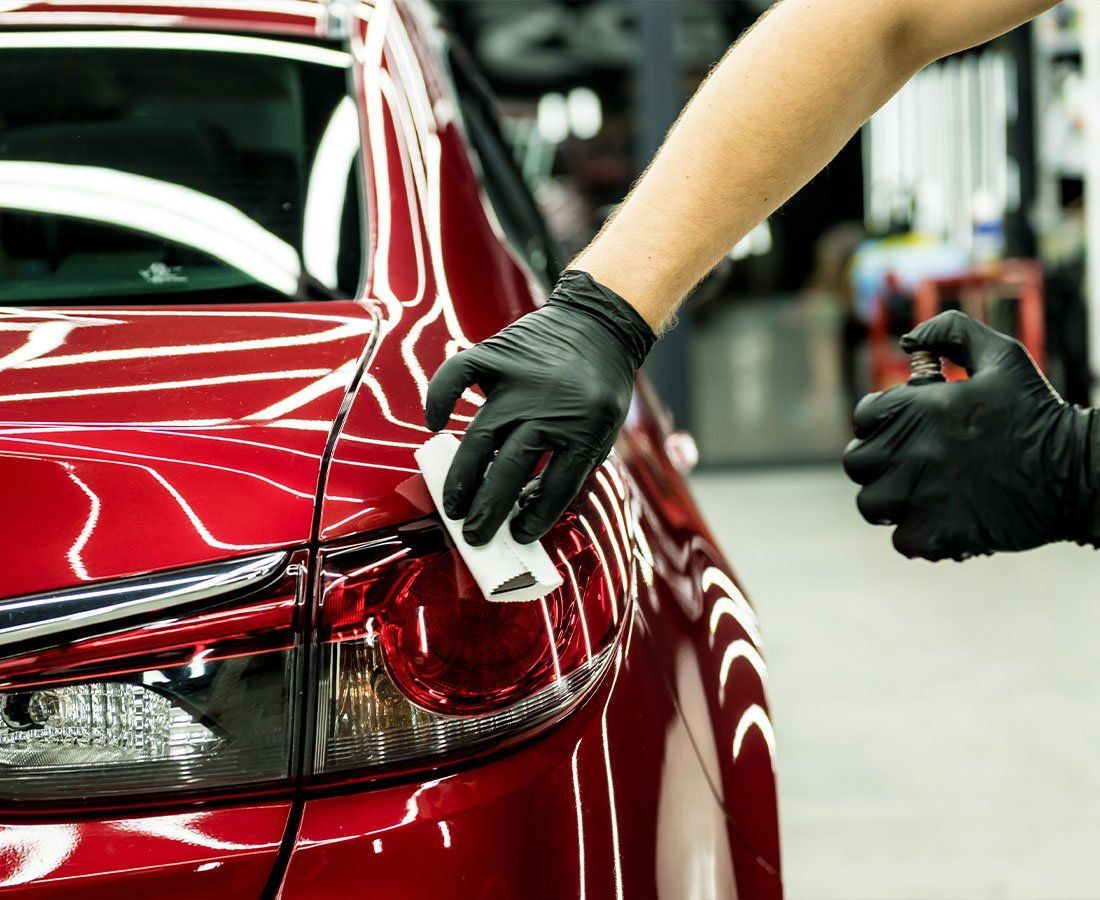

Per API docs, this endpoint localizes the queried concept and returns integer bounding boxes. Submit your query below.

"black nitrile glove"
[425,269,656,546]
[842,310,1099,561]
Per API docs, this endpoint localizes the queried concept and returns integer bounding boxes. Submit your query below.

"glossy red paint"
[0,304,374,599]
[0,803,291,898]
[0,1,782,896]
[0,1,325,37]
[281,611,779,900]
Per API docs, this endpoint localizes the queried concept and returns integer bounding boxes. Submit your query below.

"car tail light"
[0,551,303,805]
[0,466,637,805]
[313,471,636,775]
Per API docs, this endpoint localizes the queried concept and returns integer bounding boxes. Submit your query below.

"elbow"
[880,3,944,77]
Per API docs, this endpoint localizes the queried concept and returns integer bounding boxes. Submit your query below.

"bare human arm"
[575,0,1060,331]
[426,0,1059,547]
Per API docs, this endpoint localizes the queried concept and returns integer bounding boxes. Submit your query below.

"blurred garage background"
[439,2,1100,896]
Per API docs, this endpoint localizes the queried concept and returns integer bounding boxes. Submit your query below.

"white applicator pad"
[415,434,564,603]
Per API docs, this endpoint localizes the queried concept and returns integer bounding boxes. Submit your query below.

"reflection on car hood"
[0,303,376,599]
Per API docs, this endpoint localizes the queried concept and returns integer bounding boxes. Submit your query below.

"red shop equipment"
[869,258,1045,391]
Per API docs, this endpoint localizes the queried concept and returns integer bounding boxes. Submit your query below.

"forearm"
[574,0,1056,331]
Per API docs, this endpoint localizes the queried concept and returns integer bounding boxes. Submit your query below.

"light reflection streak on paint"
[304,96,361,288]
[384,8,471,345]
[595,471,633,552]
[732,704,777,767]
[395,777,442,828]
[587,492,627,586]
[357,0,400,321]
[558,549,592,659]
[570,741,587,900]
[359,372,432,434]
[14,321,370,370]
[704,567,762,648]
[0,321,74,372]
[0,451,278,551]
[0,162,301,294]
[378,69,427,306]
[244,359,359,421]
[38,308,366,324]
[601,647,624,900]
[438,821,451,849]
[0,368,332,405]
[718,640,768,704]
[539,596,563,682]
[0,823,78,888]
[578,514,616,625]
[113,813,274,851]
[0,436,320,501]
[324,506,378,535]
[23,0,320,14]
[0,30,350,67]
[63,465,100,581]
[601,458,626,500]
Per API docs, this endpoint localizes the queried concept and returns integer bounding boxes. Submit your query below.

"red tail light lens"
[0,552,304,806]
[314,469,635,774]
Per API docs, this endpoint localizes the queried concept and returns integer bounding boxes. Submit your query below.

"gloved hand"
[425,269,656,546]
[842,310,1099,561]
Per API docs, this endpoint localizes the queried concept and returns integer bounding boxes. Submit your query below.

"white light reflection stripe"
[704,567,762,648]
[31,0,320,15]
[539,596,563,682]
[245,359,358,421]
[601,648,624,900]
[0,368,331,404]
[304,97,361,288]
[64,466,101,582]
[571,742,587,900]
[588,492,627,586]
[0,162,300,295]
[0,321,74,372]
[578,514,617,625]
[0,436,319,500]
[557,549,592,659]
[595,471,633,549]
[732,704,777,767]
[0,30,351,67]
[0,450,282,552]
[718,640,768,704]
[15,321,370,371]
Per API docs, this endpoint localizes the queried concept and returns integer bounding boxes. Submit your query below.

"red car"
[0,2,780,897]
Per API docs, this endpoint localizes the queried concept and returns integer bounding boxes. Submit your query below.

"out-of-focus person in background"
[425,0,1068,562]
[798,221,865,412]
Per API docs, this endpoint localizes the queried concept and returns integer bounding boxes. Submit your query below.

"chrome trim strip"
[0,551,289,652]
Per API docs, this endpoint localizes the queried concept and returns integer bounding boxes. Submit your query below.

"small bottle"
[908,351,946,386]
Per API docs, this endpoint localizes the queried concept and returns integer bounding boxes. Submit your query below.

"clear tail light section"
[313,467,637,775]
[0,551,304,805]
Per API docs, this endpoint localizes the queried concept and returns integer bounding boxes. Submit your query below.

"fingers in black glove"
[842,310,1098,561]
[424,270,655,546]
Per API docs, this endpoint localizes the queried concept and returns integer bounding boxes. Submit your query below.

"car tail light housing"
[313,471,635,775]
[0,552,304,806]
[0,464,637,806]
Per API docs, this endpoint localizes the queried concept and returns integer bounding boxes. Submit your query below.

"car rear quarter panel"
[313,0,782,890]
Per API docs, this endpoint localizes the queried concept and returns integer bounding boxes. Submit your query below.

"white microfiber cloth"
[416,434,563,603]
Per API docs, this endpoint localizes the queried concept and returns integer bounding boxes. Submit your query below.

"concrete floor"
[691,467,1100,900]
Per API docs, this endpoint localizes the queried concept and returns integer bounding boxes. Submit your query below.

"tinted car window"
[447,45,562,287]
[0,36,364,304]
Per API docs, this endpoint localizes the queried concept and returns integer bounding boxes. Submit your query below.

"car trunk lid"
[0,302,375,599]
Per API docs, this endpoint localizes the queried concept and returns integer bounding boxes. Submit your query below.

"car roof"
[0,1,350,39]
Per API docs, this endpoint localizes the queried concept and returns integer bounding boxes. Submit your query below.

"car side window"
[445,44,562,288]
